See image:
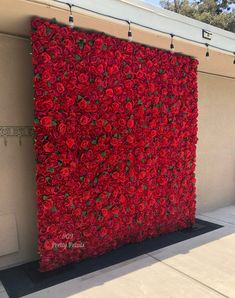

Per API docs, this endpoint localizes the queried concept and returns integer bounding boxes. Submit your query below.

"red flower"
[80,115,89,125]
[94,38,103,48]
[56,82,65,93]
[136,70,144,79]
[81,140,89,149]
[42,69,51,81]
[41,52,51,63]
[40,116,52,128]
[100,227,108,237]
[44,240,54,251]
[43,199,53,210]
[127,119,135,128]
[101,208,108,217]
[61,168,70,177]
[58,123,66,134]
[110,138,119,147]
[104,123,112,133]
[119,194,125,203]
[74,208,82,216]
[112,171,119,179]
[43,142,54,152]
[115,87,123,95]
[105,88,114,97]
[66,138,75,148]
[78,99,87,109]
[118,119,125,127]
[78,73,89,83]
[126,102,133,111]
[127,135,134,143]
[96,119,104,127]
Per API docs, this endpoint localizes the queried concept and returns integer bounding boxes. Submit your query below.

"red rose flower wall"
[31,18,198,272]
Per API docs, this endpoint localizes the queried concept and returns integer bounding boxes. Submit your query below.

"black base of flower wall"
[0,218,222,298]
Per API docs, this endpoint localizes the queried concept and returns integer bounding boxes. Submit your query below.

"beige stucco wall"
[196,73,235,212]
[0,35,38,269]
[0,34,234,269]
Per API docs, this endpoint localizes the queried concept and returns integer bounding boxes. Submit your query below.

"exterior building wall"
[197,73,235,212]
[0,34,234,269]
[0,35,38,269]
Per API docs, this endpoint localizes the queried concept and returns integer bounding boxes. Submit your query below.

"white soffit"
[60,0,235,53]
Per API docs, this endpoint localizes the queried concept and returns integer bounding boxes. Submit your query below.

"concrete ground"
[1,205,235,298]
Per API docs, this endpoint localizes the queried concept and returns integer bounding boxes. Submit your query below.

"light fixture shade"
[128,30,132,42]
[69,15,74,28]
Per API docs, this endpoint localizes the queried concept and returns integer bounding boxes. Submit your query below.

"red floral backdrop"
[31,17,198,272]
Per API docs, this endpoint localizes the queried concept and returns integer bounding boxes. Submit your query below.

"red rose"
[123,65,131,74]
[127,119,134,128]
[126,43,133,53]
[115,87,123,95]
[97,64,104,74]
[40,116,52,128]
[81,140,89,149]
[139,203,145,211]
[43,142,54,152]
[35,100,53,112]
[112,65,119,73]
[46,224,57,234]
[105,88,114,97]
[100,227,108,237]
[61,168,70,177]
[125,102,133,111]
[112,102,119,110]
[66,138,75,149]
[78,99,87,109]
[112,171,119,179]
[74,208,82,216]
[96,119,103,127]
[94,38,103,48]
[127,135,134,143]
[118,119,126,127]
[104,123,112,133]
[136,70,144,79]
[137,85,145,94]
[112,206,119,215]
[119,194,125,203]
[101,208,108,217]
[63,38,73,49]
[43,199,53,210]
[42,69,51,81]
[44,240,54,251]
[80,115,89,125]
[58,123,66,134]
[110,138,119,147]
[41,52,51,63]
[78,73,89,83]
[56,82,65,93]
[65,96,75,108]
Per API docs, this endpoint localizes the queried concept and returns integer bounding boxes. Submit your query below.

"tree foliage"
[160,0,235,32]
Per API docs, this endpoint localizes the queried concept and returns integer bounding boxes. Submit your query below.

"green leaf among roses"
[78,39,85,49]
